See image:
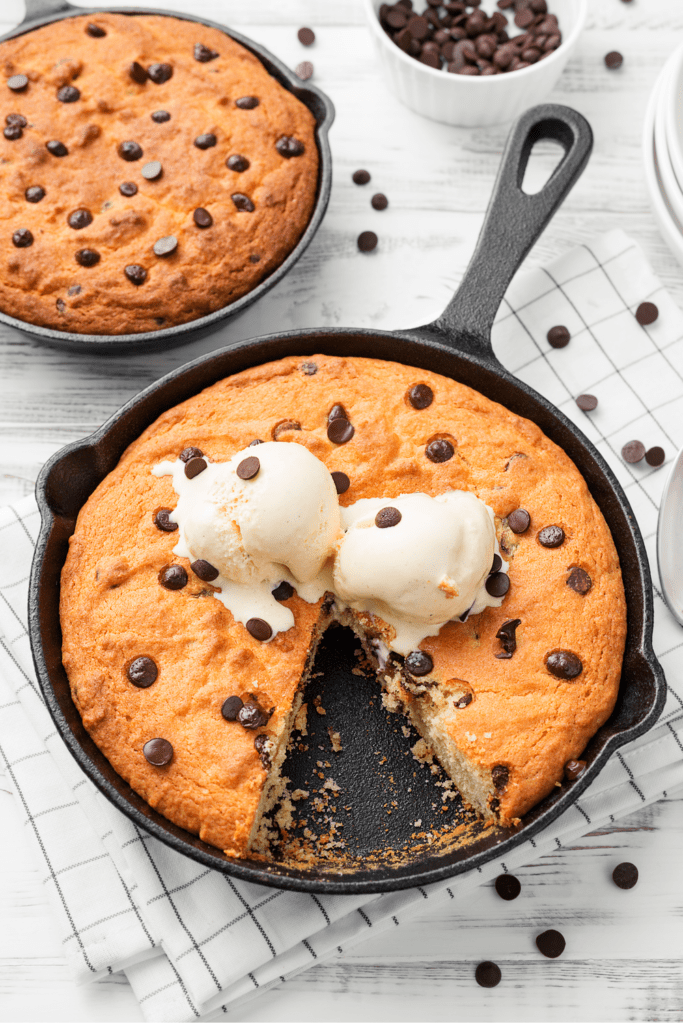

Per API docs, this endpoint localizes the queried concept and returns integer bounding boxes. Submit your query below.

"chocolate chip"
[129,62,147,84]
[352,169,371,185]
[537,525,564,548]
[408,383,433,409]
[507,508,530,534]
[151,110,171,123]
[124,264,147,285]
[194,132,217,150]
[536,929,565,959]
[486,572,509,598]
[194,42,219,62]
[57,85,80,103]
[143,737,173,766]
[254,733,271,769]
[357,230,378,252]
[490,554,502,574]
[547,325,570,348]
[475,962,501,988]
[272,580,294,601]
[328,404,348,422]
[564,758,586,781]
[454,692,473,708]
[184,456,207,479]
[56,298,66,315]
[127,656,158,688]
[119,181,138,196]
[636,301,658,325]
[180,447,203,462]
[222,695,243,720]
[331,471,350,494]
[46,140,68,156]
[546,650,582,679]
[148,63,173,84]
[272,420,301,439]
[86,23,106,37]
[76,248,100,267]
[646,446,665,467]
[605,51,623,69]
[142,161,162,180]
[612,862,638,889]
[191,208,213,230]
[190,559,219,582]
[153,235,177,257]
[237,456,260,480]
[426,438,454,463]
[236,95,259,109]
[576,394,598,411]
[496,618,521,659]
[301,361,317,375]
[232,193,255,212]
[405,650,433,677]
[567,567,591,594]
[327,418,355,444]
[246,618,273,642]
[7,75,28,92]
[371,193,389,210]
[492,765,509,791]
[375,506,402,528]
[25,185,45,203]
[298,27,316,45]
[118,140,143,161]
[295,61,314,80]
[7,114,27,127]
[154,508,177,532]
[68,208,92,230]
[12,228,32,248]
[227,153,250,172]
[159,565,188,590]
[3,124,22,140]
[237,698,271,727]
[495,874,521,900]
[275,135,305,157]
[622,439,645,464]
[250,254,261,263]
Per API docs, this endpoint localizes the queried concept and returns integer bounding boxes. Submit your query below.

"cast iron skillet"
[0,0,334,353]
[30,104,666,894]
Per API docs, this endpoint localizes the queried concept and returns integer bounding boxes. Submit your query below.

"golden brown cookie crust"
[0,14,318,334]
[60,355,626,854]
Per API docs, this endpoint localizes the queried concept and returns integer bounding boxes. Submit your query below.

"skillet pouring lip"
[29,326,666,894]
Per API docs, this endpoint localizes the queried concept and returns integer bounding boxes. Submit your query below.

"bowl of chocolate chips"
[366,0,587,126]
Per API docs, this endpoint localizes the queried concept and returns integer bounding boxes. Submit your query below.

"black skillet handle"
[427,104,593,362]
[22,0,74,23]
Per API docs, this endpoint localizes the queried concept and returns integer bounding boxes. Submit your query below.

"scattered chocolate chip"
[546,650,583,679]
[25,185,45,203]
[143,737,173,766]
[119,181,138,197]
[68,208,92,230]
[537,525,565,548]
[371,193,389,210]
[57,85,80,103]
[194,42,219,62]
[193,207,213,228]
[238,697,271,727]
[576,394,598,411]
[301,361,317,375]
[496,618,521,659]
[129,62,148,84]
[613,862,638,889]
[118,140,143,161]
[127,656,158,688]
[408,383,433,409]
[148,63,173,84]
[328,404,347,422]
[194,132,217,150]
[426,438,454,463]
[567,567,591,594]
[536,929,565,959]
[564,758,586,781]
[46,140,68,157]
[636,301,658,325]
[254,733,271,769]
[454,692,473,708]
[622,439,645,464]
[86,23,106,37]
[495,874,521,900]
[547,325,570,348]
[645,446,665,467]
[405,650,433,677]
[142,160,162,180]
[180,447,203,462]
[6,113,27,127]
[375,506,402,528]
[154,508,177,532]
[475,962,501,988]
[327,418,355,444]
[124,264,147,285]
[275,135,305,157]
[272,420,301,439]
[357,230,378,252]
[249,439,263,446]
[7,75,28,92]
[12,228,32,248]
[296,61,314,80]
[231,193,255,212]
[272,580,294,601]
[249,254,261,263]
[237,456,260,480]
[246,618,272,642]
[75,248,100,267]
[605,50,623,70]
[56,298,66,314]
[153,235,177,257]
[486,572,510,598]
[507,508,530,534]
[191,559,219,582]
[159,565,188,590]
[184,456,207,479]
[491,554,502,574]
[236,95,259,109]
[492,765,509,790]
[227,153,250,172]
[298,27,316,45]
[331,471,350,494]
[352,169,371,185]
[3,124,22,140]
[222,695,243,720]
[151,109,171,123]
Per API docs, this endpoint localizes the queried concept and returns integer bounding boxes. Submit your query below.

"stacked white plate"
[644,44,683,269]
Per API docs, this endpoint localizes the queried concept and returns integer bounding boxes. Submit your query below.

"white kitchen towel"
[1,228,683,1023]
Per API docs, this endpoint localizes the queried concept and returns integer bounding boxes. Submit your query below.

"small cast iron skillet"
[30,104,666,894]
[0,0,334,353]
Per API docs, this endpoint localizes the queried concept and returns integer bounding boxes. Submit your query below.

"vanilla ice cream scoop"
[333,491,504,655]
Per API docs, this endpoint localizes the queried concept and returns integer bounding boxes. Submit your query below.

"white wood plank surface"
[1,0,683,1020]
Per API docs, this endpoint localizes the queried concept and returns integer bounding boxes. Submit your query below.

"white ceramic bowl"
[642,62,683,272]
[663,41,683,196]
[364,0,588,127]
[653,55,683,230]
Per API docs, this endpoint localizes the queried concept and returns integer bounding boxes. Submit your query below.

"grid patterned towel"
[1,229,683,1023]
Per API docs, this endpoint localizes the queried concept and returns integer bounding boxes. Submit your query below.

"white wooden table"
[1,0,683,1019]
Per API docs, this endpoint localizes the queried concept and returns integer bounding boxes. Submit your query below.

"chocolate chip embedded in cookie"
[46,140,68,156]
[495,618,521,659]
[331,471,350,494]
[537,525,565,548]
[486,572,509,598]
[118,140,143,161]
[127,655,158,688]
[407,383,433,409]
[327,418,354,444]
[57,84,80,102]
[425,438,453,463]
[153,235,178,257]
[405,650,433,677]
[276,135,305,157]
[193,208,213,228]
[567,567,591,594]
[68,209,93,230]
[76,248,101,267]
[12,229,33,248]
[231,193,255,212]
[194,42,219,62]
[142,161,163,181]
[153,508,177,532]
[194,133,217,150]
[226,154,250,172]
[507,508,530,534]
[546,650,582,679]
[190,559,219,582]
[124,265,147,286]
[158,565,188,590]
[237,697,271,727]
[236,95,259,109]
[147,62,173,84]
[491,764,509,790]
[246,618,273,642]
[143,737,173,765]
[564,758,586,781]
[25,186,45,203]
[179,446,203,462]
[221,695,243,721]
